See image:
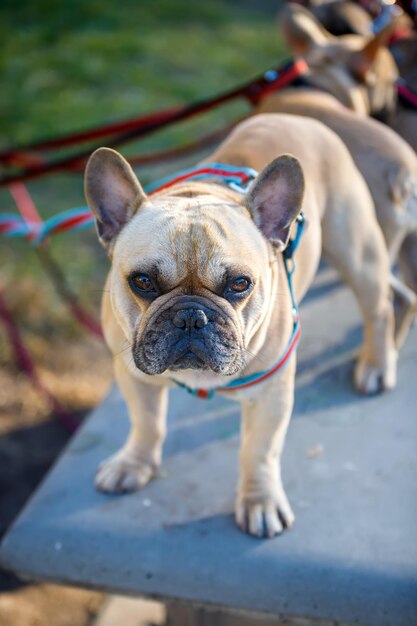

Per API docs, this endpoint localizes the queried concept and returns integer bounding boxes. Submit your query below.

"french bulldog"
[85,114,397,538]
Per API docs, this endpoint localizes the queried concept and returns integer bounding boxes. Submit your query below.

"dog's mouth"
[133,296,245,376]
[169,349,208,371]
[169,336,213,371]
[152,334,219,372]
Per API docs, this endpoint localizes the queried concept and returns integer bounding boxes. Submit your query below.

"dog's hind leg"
[383,171,417,343]
[394,232,417,348]
[398,231,417,294]
[322,197,397,395]
[390,272,417,349]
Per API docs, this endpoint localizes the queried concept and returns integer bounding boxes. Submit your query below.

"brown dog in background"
[278,3,417,149]
[266,3,417,319]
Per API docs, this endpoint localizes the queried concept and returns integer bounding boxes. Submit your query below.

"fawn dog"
[85,114,397,537]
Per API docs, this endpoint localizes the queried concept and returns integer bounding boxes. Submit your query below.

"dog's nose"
[172,308,208,331]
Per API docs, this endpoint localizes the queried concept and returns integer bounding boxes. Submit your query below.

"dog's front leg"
[95,356,168,494]
[236,360,296,538]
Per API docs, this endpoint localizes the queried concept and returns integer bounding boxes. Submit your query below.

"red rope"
[10,185,104,340]
[9,182,43,243]
[10,182,42,225]
[0,59,309,188]
[51,122,236,173]
[0,105,184,164]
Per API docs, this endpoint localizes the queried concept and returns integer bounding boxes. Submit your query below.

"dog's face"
[105,192,270,377]
[85,150,304,379]
[281,3,398,117]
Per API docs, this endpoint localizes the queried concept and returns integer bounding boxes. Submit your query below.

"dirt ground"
[0,332,113,626]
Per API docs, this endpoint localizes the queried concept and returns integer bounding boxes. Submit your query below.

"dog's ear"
[246,155,305,251]
[280,2,333,55]
[85,147,147,252]
[348,25,393,83]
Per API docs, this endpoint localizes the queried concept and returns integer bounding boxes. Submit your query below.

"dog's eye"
[231,277,251,292]
[128,273,157,296]
[225,276,252,298]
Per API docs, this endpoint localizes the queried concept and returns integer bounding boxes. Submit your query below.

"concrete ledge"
[1,267,417,626]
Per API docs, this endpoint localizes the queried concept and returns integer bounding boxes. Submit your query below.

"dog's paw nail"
[235,503,248,532]
[248,504,265,537]
[278,497,295,528]
[264,505,284,537]
[236,498,294,539]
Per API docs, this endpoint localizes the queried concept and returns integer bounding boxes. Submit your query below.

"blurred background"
[0,1,286,624]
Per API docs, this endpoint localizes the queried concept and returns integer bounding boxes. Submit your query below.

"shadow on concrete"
[0,413,85,591]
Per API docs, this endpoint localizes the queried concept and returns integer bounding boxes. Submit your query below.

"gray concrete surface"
[1,266,417,626]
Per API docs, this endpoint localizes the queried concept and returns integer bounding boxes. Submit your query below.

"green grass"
[0,0,287,336]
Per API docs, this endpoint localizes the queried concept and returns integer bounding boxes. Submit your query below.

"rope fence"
[0,59,308,187]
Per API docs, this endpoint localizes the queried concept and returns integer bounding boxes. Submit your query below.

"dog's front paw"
[354,350,397,395]
[235,485,295,539]
[95,450,155,494]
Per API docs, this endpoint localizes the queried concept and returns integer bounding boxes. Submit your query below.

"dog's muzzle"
[133,297,244,376]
